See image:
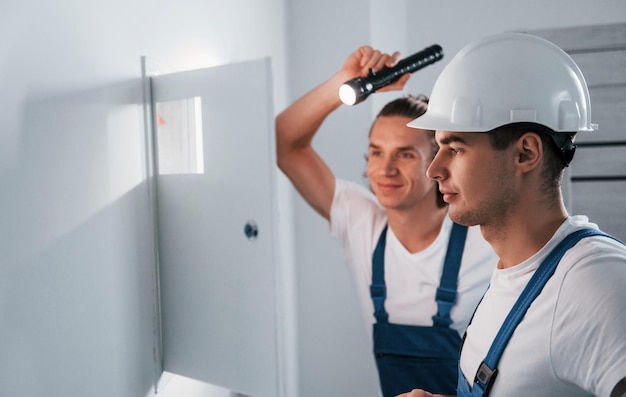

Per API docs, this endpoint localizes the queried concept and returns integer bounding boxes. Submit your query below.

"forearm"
[274,71,350,220]
[275,71,348,164]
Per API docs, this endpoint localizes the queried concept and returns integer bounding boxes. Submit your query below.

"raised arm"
[276,46,408,220]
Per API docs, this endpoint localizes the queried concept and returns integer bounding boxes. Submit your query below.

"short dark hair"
[487,126,568,194]
[370,95,446,209]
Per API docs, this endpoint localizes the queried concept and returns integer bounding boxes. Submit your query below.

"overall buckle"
[475,361,498,394]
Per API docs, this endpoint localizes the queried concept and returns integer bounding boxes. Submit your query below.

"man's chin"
[447,208,477,227]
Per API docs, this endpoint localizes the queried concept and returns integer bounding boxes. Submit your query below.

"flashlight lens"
[339,84,357,106]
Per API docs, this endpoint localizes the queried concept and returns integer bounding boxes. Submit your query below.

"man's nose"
[427,152,444,181]
[382,155,398,175]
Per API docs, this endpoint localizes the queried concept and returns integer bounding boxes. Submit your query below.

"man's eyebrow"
[438,134,468,145]
[396,145,418,152]
[368,143,418,151]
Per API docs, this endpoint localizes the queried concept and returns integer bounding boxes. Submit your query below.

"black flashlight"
[339,44,444,106]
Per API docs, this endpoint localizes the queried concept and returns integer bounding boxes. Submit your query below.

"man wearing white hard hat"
[400,32,626,397]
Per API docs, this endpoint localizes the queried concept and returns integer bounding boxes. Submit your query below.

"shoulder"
[554,228,626,308]
[550,239,626,395]
[332,179,381,218]
[560,231,626,276]
[547,226,626,395]
[334,179,376,200]
[551,227,626,345]
[548,217,626,278]
[330,179,386,240]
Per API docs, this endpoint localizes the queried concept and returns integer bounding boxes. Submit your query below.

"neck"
[482,199,568,269]
[387,205,448,254]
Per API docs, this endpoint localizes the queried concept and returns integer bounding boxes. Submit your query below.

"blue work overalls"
[457,228,622,397]
[371,223,468,397]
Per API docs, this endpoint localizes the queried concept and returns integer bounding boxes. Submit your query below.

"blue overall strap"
[471,228,622,396]
[371,225,389,323]
[432,223,469,327]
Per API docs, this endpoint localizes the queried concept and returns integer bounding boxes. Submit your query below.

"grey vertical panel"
[151,58,280,397]
[585,85,626,143]
[524,22,626,51]
[571,181,626,241]
[529,24,626,239]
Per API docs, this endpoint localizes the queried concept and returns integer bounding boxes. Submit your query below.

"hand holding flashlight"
[339,44,444,106]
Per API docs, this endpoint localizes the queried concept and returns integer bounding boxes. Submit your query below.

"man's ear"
[515,132,543,173]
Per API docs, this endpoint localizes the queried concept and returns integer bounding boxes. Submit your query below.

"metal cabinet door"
[150,58,282,397]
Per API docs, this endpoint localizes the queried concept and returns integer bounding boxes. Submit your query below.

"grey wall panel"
[526,22,626,51]
[586,85,626,143]
[531,23,626,241]
[571,181,626,241]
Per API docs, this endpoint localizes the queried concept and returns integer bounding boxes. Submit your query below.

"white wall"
[282,1,382,396]
[2,1,624,396]
[0,1,287,396]
[282,1,626,396]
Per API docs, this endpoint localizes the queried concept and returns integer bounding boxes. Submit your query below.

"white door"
[150,58,283,397]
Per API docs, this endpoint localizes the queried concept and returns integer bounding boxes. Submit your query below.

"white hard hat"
[408,32,597,134]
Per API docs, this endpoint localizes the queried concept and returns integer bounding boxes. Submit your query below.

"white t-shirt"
[460,215,626,397]
[329,179,497,340]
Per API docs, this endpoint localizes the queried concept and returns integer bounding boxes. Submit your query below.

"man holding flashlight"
[400,32,626,397]
[276,46,496,396]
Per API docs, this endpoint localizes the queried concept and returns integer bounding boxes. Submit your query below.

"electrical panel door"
[150,58,282,397]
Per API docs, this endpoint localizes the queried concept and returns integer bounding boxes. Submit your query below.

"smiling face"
[427,130,519,227]
[366,115,439,211]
